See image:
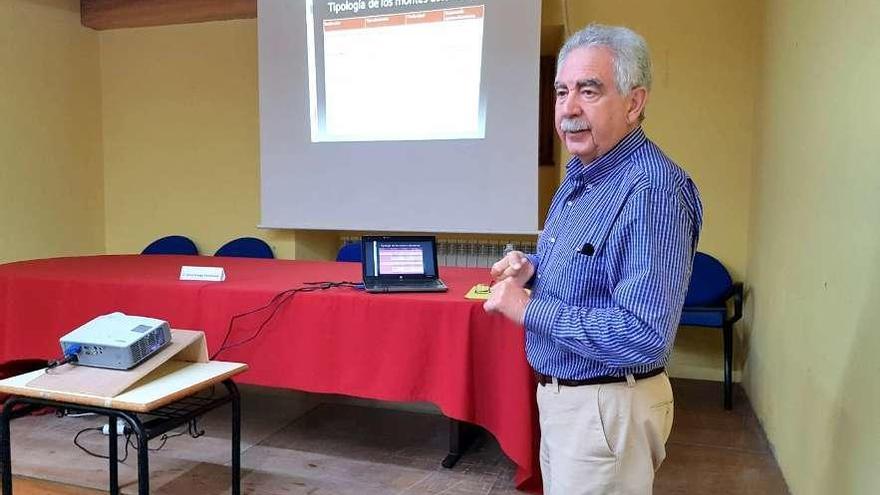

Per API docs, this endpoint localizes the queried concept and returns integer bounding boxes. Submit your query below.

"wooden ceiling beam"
[81,0,257,31]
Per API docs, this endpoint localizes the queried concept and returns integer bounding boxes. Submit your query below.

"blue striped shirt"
[523,127,703,379]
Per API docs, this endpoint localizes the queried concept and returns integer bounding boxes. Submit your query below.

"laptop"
[361,236,448,293]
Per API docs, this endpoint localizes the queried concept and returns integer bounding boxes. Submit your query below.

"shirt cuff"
[524,254,539,287]
[524,297,563,337]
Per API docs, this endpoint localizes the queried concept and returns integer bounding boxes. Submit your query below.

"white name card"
[179,266,226,282]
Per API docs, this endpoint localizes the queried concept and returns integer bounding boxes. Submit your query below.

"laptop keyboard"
[384,279,443,287]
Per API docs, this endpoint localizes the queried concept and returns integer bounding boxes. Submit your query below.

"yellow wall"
[564,0,762,380]
[745,0,880,493]
[99,21,294,258]
[0,0,104,262]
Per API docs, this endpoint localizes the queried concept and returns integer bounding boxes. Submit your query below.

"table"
[0,255,540,491]
[0,360,247,495]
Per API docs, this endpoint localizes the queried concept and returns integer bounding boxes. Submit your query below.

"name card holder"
[179,266,226,282]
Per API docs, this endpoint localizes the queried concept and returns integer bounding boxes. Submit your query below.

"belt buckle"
[535,372,551,386]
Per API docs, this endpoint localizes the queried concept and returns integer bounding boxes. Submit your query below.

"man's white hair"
[557,24,653,94]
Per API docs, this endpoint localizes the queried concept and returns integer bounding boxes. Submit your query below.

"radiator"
[341,237,537,268]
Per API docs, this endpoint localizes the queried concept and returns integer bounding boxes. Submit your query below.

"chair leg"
[723,322,733,410]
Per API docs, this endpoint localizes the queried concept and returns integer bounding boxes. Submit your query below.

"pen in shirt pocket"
[577,242,595,256]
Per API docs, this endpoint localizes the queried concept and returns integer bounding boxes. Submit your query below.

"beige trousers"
[536,373,674,495]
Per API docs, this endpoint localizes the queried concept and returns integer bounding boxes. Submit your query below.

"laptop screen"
[361,236,440,280]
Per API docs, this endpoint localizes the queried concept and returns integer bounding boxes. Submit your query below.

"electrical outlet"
[101,419,129,435]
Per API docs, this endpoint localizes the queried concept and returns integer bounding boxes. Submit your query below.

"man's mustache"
[560,118,591,132]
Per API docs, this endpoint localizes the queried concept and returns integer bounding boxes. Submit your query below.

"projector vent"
[131,338,148,363]
[130,329,167,364]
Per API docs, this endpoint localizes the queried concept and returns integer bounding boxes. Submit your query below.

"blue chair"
[214,237,274,259]
[336,242,361,262]
[679,252,743,410]
[141,235,199,255]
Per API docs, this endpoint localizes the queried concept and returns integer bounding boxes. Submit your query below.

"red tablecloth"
[0,255,540,491]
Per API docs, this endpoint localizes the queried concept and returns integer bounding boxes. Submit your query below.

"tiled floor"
[7,379,789,494]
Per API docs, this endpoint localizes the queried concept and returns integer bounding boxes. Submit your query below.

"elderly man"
[484,24,703,494]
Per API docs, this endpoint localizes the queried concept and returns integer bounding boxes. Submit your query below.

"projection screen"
[259,0,541,234]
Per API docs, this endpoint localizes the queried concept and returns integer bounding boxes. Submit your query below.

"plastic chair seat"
[679,309,726,328]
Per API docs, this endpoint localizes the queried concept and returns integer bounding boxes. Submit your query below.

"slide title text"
[326,0,452,16]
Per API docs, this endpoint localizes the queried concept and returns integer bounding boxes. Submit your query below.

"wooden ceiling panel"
[81,0,257,30]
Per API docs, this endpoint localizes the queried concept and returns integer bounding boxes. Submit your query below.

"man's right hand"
[490,251,534,287]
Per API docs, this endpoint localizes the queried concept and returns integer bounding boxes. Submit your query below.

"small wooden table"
[0,360,247,495]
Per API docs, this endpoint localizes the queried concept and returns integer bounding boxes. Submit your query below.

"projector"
[60,313,172,370]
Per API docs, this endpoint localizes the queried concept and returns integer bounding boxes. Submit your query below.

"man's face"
[554,46,644,164]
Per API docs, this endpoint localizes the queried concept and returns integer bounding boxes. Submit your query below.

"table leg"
[0,399,16,495]
[442,419,480,469]
[122,414,149,495]
[226,381,241,495]
[108,414,118,495]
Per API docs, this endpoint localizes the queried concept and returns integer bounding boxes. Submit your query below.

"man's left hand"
[483,278,530,324]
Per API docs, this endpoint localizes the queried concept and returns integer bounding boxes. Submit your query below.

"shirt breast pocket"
[566,235,611,298]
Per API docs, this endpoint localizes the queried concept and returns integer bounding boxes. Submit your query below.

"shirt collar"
[565,126,647,184]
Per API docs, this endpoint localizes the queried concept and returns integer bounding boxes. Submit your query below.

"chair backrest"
[0,358,49,404]
[684,252,733,306]
[214,237,274,259]
[336,242,362,262]
[141,235,199,255]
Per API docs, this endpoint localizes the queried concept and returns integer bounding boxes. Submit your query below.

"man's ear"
[626,87,648,124]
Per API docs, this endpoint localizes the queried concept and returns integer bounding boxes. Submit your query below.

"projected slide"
[306,1,487,142]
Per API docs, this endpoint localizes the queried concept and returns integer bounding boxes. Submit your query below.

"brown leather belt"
[534,367,665,387]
